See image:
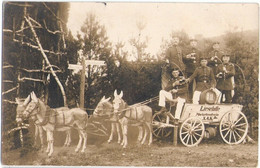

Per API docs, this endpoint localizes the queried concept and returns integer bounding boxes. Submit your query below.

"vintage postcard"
[1,1,258,167]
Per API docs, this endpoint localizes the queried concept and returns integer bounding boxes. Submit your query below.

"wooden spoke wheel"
[219,111,248,145]
[179,117,205,147]
[152,112,173,138]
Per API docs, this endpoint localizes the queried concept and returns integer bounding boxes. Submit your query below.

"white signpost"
[68,59,106,109]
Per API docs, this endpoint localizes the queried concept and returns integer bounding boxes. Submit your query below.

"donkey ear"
[23,94,31,106]
[114,89,118,97]
[100,96,105,102]
[104,97,111,102]
[15,98,21,104]
[119,91,123,98]
[31,92,38,102]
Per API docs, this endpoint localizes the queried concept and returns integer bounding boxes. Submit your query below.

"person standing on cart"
[207,41,224,75]
[158,68,188,120]
[215,53,235,103]
[162,35,185,90]
[183,38,202,103]
[186,57,217,104]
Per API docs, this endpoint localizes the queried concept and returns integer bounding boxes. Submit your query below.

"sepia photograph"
[1,1,259,167]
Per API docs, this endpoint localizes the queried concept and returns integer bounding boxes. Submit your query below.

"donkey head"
[113,90,124,112]
[15,94,31,124]
[23,91,39,118]
[93,96,112,115]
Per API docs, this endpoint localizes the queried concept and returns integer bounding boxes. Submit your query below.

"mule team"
[16,90,152,156]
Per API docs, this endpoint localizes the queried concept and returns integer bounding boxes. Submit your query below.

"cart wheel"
[219,111,248,145]
[179,117,205,147]
[152,112,173,138]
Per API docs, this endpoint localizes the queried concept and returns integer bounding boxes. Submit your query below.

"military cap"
[190,38,198,42]
[200,57,208,61]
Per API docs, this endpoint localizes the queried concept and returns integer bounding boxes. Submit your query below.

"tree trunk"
[25,16,67,107]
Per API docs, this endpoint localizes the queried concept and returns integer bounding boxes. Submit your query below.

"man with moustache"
[183,38,202,102]
[162,36,185,90]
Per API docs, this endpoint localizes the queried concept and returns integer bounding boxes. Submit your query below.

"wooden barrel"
[199,89,217,104]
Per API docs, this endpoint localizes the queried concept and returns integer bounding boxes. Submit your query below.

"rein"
[114,96,159,115]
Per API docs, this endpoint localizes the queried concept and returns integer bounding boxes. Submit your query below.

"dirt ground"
[2,126,258,167]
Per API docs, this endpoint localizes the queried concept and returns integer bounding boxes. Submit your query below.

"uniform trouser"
[158,90,186,119]
[193,89,222,104]
[219,90,232,103]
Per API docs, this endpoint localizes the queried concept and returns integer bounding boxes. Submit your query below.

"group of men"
[159,35,235,120]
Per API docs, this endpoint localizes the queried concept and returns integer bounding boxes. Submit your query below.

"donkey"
[16,95,72,149]
[113,90,153,148]
[22,92,88,156]
[93,96,145,145]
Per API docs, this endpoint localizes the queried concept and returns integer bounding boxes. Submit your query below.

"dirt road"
[2,139,258,167]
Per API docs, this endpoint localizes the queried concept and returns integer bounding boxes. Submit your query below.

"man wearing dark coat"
[183,38,202,102]
[187,57,217,104]
[158,68,188,120]
[161,36,185,90]
[207,41,224,75]
[216,54,235,103]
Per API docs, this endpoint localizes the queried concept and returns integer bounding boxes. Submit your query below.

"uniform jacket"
[207,49,224,74]
[164,76,188,100]
[183,47,202,73]
[216,63,235,90]
[165,45,185,71]
[189,66,216,92]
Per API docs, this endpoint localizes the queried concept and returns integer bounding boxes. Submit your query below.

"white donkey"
[16,95,72,149]
[22,92,88,156]
[93,95,145,145]
[113,90,153,148]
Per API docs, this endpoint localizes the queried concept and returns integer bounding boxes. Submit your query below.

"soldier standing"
[183,38,202,102]
[162,36,185,90]
[207,41,224,75]
[216,54,235,103]
[186,57,216,104]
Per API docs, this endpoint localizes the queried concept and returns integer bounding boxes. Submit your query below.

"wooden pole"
[79,59,86,109]
[173,122,178,146]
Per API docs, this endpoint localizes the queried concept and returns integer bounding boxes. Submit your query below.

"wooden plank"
[68,64,83,70]
[85,60,105,66]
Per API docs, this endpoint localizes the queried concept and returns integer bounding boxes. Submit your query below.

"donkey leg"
[46,131,50,154]
[81,131,87,153]
[63,132,68,147]
[137,126,143,143]
[48,131,54,157]
[38,126,44,150]
[67,129,72,147]
[116,123,121,144]
[75,130,83,153]
[146,122,153,146]
[122,125,128,148]
[34,125,39,147]
[141,125,148,145]
[108,123,115,143]
[120,123,125,146]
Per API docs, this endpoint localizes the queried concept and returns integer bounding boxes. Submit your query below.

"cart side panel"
[179,104,243,123]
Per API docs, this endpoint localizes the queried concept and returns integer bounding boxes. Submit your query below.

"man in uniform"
[183,38,202,102]
[186,57,216,104]
[215,54,235,103]
[207,41,224,75]
[162,36,185,90]
[158,68,188,120]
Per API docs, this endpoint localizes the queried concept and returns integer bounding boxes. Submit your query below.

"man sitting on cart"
[158,68,188,120]
[186,57,220,104]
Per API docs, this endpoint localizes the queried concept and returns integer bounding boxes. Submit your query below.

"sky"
[67,3,258,57]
